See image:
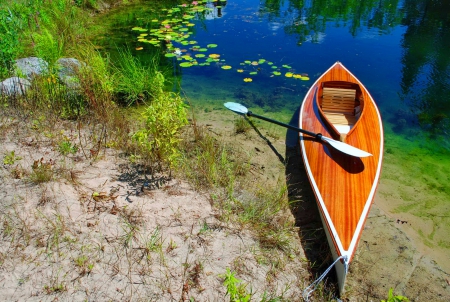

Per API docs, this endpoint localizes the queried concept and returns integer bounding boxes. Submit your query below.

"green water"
[95,0,450,251]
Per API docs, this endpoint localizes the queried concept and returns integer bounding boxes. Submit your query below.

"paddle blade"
[321,136,372,157]
[224,102,248,115]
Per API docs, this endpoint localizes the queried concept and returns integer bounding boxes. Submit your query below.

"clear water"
[98,0,450,247]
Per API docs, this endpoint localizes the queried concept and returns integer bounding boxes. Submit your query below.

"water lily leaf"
[207,44,218,48]
[293,74,302,79]
[249,71,258,75]
[180,62,193,67]
[282,64,292,69]
[221,65,232,70]
[187,23,195,27]
[182,55,193,60]
[179,27,189,32]
[244,60,251,64]
[198,48,208,52]
[251,61,259,66]
[244,78,253,82]
[271,66,278,69]
[258,59,266,64]
[285,72,293,77]
[183,15,195,19]
[267,62,273,65]
[272,71,281,76]
[139,33,148,37]
[195,54,205,58]
[237,69,244,73]
[132,27,147,32]
[151,19,159,22]
[165,53,176,57]
[209,54,220,59]
[300,76,310,80]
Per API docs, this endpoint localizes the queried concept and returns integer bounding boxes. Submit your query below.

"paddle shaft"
[246,111,322,139]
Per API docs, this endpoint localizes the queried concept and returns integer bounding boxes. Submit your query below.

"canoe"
[299,61,383,294]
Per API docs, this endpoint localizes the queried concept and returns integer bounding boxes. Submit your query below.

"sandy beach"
[1,108,449,301]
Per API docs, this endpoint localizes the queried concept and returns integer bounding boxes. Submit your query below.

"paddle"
[224,102,372,158]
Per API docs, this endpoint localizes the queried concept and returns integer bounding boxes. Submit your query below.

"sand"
[1,109,449,301]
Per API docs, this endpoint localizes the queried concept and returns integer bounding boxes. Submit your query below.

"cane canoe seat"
[321,87,359,134]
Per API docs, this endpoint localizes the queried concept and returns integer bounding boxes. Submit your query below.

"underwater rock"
[14,57,48,80]
[0,77,31,96]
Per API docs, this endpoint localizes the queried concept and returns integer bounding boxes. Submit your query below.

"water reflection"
[399,0,450,139]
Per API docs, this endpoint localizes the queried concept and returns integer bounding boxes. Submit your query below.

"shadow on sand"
[284,107,339,295]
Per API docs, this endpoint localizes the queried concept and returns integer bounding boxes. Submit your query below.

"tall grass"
[113,48,165,106]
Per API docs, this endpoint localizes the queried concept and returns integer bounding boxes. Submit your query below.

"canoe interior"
[317,81,364,141]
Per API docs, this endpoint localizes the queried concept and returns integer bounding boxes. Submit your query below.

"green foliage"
[132,81,189,169]
[381,288,409,302]
[0,7,21,78]
[58,140,78,155]
[3,150,22,165]
[220,268,251,302]
[32,28,64,67]
[113,48,163,106]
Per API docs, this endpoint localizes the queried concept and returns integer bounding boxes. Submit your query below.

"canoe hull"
[299,62,383,293]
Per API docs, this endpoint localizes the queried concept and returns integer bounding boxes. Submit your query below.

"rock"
[56,58,86,90]
[14,57,48,80]
[0,77,31,96]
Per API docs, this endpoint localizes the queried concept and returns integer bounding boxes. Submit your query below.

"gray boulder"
[0,77,31,96]
[56,58,86,90]
[14,57,48,80]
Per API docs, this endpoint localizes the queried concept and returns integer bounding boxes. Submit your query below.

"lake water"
[98,0,450,258]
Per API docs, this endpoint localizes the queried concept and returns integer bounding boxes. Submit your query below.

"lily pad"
[249,71,258,75]
[301,76,310,81]
[282,64,292,69]
[209,54,220,59]
[244,78,253,82]
[195,54,205,58]
[221,65,232,70]
[165,53,176,57]
[272,71,281,76]
[285,72,293,77]
[237,69,244,73]
[180,62,193,67]
[132,27,147,32]
[207,44,218,48]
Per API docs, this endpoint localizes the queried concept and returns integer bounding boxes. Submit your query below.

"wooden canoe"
[299,61,383,294]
